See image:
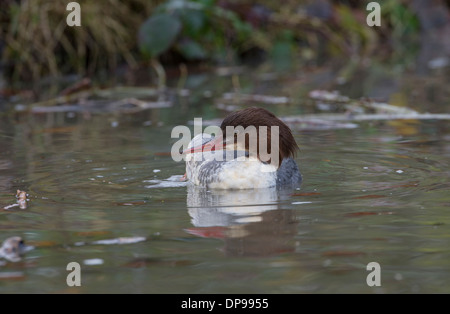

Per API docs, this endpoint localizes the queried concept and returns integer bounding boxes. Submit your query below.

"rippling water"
[0,79,449,293]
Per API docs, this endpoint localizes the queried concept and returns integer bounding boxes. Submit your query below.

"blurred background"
[0,0,449,294]
[0,0,449,108]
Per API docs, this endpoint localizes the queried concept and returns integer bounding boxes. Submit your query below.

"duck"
[183,107,302,189]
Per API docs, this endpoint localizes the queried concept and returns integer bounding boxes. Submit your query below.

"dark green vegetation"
[1,0,448,86]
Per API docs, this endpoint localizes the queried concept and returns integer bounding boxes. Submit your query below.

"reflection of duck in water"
[187,186,279,227]
[184,107,302,189]
[186,185,298,257]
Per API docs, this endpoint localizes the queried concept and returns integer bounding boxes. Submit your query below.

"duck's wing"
[276,158,302,187]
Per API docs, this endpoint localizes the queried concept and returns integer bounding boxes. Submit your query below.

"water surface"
[0,69,449,293]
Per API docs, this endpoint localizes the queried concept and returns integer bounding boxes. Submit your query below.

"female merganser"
[184,107,302,189]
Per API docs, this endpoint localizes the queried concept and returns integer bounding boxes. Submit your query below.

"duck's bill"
[182,135,225,155]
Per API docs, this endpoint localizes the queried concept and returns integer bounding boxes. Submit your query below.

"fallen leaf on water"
[345,212,378,217]
[37,126,78,134]
[27,240,57,247]
[185,227,227,239]
[3,190,29,210]
[353,194,386,199]
[16,190,27,209]
[291,192,321,196]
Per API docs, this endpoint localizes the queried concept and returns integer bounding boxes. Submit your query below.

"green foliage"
[270,30,295,71]
[382,0,420,38]
[137,0,422,66]
[178,39,207,59]
[0,0,428,84]
[138,0,253,61]
[138,13,182,59]
[1,0,161,81]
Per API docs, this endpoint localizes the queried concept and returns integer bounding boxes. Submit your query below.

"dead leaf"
[37,126,78,134]
[292,192,321,196]
[27,240,57,247]
[185,227,227,239]
[16,190,27,209]
[345,212,378,217]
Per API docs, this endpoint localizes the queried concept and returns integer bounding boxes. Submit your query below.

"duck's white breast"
[208,158,277,189]
[185,133,278,189]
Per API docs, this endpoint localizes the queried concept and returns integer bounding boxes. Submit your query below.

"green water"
[0,69,449,293]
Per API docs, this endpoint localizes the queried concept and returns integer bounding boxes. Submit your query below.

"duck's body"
[184,107,302,189]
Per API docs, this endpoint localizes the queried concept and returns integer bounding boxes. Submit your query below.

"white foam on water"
[144,175,187,189]
[83,258,104,266]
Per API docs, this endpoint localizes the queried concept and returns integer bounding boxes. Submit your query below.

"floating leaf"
[345,212,378,217]
[185,227,227,239]
[138,13,182,59]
